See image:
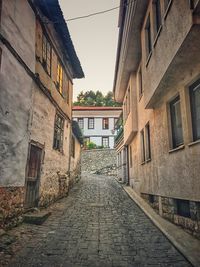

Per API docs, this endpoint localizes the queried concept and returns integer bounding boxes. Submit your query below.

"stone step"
[23,211,51,225]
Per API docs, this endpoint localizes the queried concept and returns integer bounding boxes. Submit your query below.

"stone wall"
[81,149,117,176]
[0,187,25,229]
[141,193,200,239]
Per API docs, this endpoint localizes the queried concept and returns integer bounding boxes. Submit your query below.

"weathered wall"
[0,0,35,186]
[142,0,194,107]
[30,87,71,206]
[70,137,82,186]
[81,149,117,175]
[35,19,73,119]
[0,187,24,229]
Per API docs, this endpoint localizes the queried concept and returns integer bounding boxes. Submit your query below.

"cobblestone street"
[3,174,191,267]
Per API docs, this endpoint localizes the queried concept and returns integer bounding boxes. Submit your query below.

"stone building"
[113,0,200,237]
[0,0,84,228]
[73,106,122,149]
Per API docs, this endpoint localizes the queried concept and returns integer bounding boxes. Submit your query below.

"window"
[140,129,145,163]
[127,88,130,115]
[176,199,191,218]
[145,123,151,160]
[189,80,200,141]
[138,67,143,99]
[149,194,155,204]
[42,34,51,76]
[63,73,70,103]
[129,145,132,168]
[78,118,84,129]
[153,0,162,34]
[53,114,64,151]
[0,0,2,26]
[170,95,183,148]
[102,118,109,129]
[56,61,63,94]
[0,47,2,70]
[114,118,118,129]
[102,137,109,148]
[71,136,75,158]
[88,118,94,129]
[145,15,152,59]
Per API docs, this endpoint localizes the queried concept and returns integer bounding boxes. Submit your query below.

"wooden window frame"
[102,136,109,148]
[53,113,64,152]
[42,34,52,77]
[88,118,94,129]
[56,61,63,95]
[189,79,200,141]
[102,118,109,130]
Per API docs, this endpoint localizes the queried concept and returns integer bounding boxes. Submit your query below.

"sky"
[59,0,120,101]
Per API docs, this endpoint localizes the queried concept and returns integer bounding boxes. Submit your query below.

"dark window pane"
[78,118,84,129]
[145,15,152,58]
[170,96,183,148]
[155,0,161,32]
[141,129,145,162]
[88,118,94,129]
[176,199,191,218]
[145,123,151,160]
[103,118,109,129]
[53,114,64,151]
[190,81,200,141]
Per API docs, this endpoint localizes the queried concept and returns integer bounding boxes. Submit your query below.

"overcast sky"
[59,0,120,100]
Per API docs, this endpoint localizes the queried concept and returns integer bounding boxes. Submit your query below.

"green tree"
[74,90,121,107]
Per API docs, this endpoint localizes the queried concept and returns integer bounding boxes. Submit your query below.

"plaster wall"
[129,66,200,202]
[141,0,193,107]
[35,19,73,120]
[0,0,35,186]
[1,0,35,71]
[30,87,71,204]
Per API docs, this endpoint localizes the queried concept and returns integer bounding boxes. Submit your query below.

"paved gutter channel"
[119,181,200,267]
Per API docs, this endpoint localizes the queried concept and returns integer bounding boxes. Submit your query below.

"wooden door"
[25,144,42,208]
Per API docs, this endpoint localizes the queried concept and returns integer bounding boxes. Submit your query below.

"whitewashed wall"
[73,117,117,149]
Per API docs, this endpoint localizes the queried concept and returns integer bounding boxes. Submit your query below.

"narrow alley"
[2,174,191,267]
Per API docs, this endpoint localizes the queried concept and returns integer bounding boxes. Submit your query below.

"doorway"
[25,143,43,208]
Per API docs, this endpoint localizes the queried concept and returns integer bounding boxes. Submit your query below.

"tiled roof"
[72,106,122,111]
[36,0,84,79]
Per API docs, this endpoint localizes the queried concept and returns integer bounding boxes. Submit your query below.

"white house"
[72,106,122,149]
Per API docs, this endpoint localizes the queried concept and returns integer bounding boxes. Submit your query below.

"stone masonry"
[0,174,191,267]
[81,149,117,176]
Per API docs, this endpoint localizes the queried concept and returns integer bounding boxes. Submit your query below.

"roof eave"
[113,0,149,102]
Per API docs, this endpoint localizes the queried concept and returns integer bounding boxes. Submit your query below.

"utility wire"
[67,0,135,22]
[43,0,135,24]
[67,5,121,22]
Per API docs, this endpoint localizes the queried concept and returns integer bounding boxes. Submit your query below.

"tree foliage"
[73,90,121,107]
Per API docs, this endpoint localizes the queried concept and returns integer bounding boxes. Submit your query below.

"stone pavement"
[2,174,192,267]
